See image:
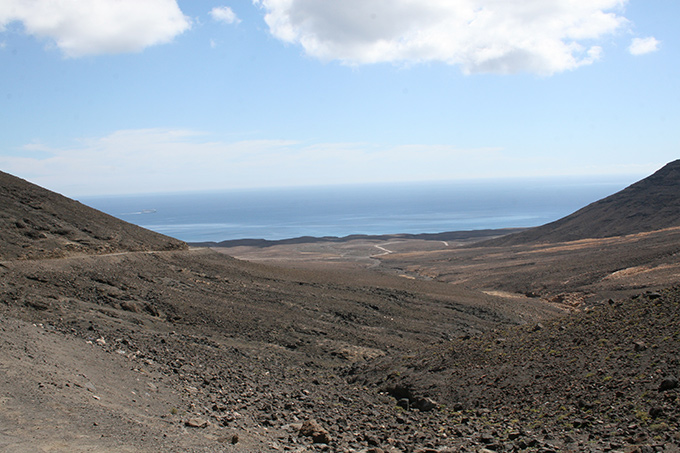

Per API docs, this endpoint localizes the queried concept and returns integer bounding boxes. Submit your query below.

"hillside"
[355,286,680,452]
[1,168,679,452]
[0,171,186,260]
[482,160,680,246]
[0,171,560,452]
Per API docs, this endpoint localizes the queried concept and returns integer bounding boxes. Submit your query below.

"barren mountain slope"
[0,171,562,452]
[375,160,680,305]
[355,286,680,451]
[0,171,186,260]
[482,159,680,246]
[2,168,679,452]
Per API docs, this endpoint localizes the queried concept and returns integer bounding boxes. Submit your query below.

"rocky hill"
[482,160,680,246]
[0,171,186,260]
[354,286,680,452]
[0,170,560,452]
[1,168,679,452]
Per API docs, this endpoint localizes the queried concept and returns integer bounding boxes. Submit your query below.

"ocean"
[80,177,635,243]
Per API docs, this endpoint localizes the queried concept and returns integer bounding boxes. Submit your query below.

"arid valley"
[1,161,680,452]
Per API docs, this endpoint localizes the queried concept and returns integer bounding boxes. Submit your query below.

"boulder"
[299,419,331,444]
[658,376,679,392]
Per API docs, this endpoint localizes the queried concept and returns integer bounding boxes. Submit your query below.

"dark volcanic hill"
[483,159,680,246]
[354,286,680,451]
[0,171,562,451]
[2,169,679,452]
[0,171,186,260]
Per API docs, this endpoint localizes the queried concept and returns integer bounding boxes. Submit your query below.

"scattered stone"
[24,297,50,310]
[143,303,160,317]
[507,431,522,440]
[633,340,647,352]
[649,406,664,418]
[635,447,656,453]
[414,397,438,412]
[573,418,589,429]
[299,419,332,444]
[479,432,494,444]
[185,418,209,428]
[119,301,140,313]
[658,376,678,392]
[396,398,410,411]
[363,433,380,446]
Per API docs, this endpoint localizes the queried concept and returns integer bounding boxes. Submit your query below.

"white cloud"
[253,0,629,75]
[628,36,660,56]
[0,0,191,57]
[210,6,241,25]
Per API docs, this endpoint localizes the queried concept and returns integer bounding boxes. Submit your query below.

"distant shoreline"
[188,227,526,249]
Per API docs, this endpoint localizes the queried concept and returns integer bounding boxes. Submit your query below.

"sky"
[1,0,678,196]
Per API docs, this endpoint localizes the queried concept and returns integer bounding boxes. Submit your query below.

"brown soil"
[0,247,562,452]
[2,169,680,452]
[353,287,680,452]
[0,171,186,261]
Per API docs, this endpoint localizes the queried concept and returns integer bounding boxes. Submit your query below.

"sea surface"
[80,177,636,243]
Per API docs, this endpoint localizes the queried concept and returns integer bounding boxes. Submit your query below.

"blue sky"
[1,0,678,196]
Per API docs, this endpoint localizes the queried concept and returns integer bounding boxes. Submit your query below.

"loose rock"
[185,418,209,428]
[299,419,332,444]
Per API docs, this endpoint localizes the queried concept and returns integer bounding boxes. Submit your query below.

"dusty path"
[371,243,394,256]
[0,247,207,267]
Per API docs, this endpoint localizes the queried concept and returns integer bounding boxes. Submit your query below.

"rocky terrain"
[354,287,680,452]
[481,160,680,246]
[1,167,679,452]
[0,171,186,260]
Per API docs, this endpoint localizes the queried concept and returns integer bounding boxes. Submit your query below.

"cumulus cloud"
[0,0,191,57]
[628,36,660,56]
[253,0,629,75]
[210,6,240,25]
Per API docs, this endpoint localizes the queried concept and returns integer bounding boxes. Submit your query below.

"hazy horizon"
[81,174,639,242]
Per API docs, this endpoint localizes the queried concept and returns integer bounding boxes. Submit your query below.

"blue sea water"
[80,177,636,243]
